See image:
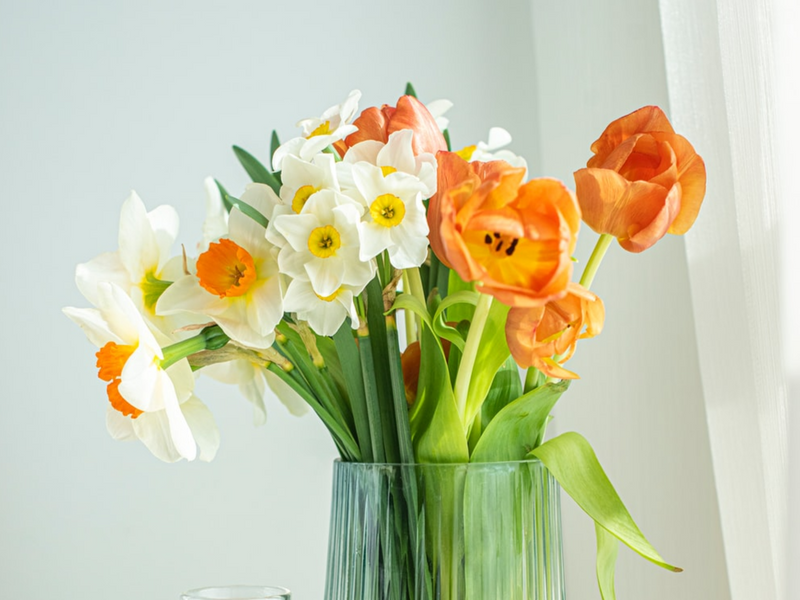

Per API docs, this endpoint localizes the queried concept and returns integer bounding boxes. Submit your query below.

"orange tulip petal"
[650,132,707,234]
[588,106,675,168]
[387,95,447,155]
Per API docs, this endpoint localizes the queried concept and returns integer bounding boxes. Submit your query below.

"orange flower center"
[96,342,143,418]
[196,238,257,298]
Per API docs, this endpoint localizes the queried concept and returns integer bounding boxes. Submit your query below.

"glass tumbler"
[181,585,291,599]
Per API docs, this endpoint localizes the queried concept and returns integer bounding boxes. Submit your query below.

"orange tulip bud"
[401,337,451,405]
[429,151,580,308]
[336,95,447,157]
[574,106,706,252]
[505,283,604,379]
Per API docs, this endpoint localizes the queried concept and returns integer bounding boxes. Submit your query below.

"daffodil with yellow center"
[283,278,361,337]
[271,189,375,298]
[157,207,284,350]
[351,162,430,269]
[456,127,528,176]
[63,283,219,463]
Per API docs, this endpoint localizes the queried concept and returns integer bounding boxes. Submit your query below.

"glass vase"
[324,459,565,600]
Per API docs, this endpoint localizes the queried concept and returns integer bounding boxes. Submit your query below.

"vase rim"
[332,457,544,468]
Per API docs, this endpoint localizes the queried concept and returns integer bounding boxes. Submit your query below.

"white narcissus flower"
[351,162,430,269]
[280,153,340,213]
[283,278,360,337]
[457,127,528,175]
[340,130,437,198]
[76,192,185,323]
[156,207,283,350]
[63,283,219,462]
[270,190,375,298]
[272,90,362,169]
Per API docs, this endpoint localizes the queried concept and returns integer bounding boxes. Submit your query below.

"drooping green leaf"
[471,381,569,462]
[405,82,417,98]
[596,521,620,600]
[214,179,236,213]
[432,290,479,351]
[270,130,281,164]
[215,178,269,229]
[232,145,281,194]
[463,299,512,427]
[443,129,452,152]
[529,432,682,573]
[446,270,476,323]
[479,356,523,432]
[409,298,468,463]
[388,293,435,338]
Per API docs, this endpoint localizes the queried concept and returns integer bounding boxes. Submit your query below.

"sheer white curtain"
[659,1,788,599]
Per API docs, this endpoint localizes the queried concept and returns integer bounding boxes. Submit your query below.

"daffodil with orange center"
[157,207,284,349]
[573,105,706,252]
[505,282,605,379]
[429,151,581,307]
[64,283,219,462]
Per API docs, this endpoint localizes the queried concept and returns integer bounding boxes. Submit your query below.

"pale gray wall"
[0,1,727,599]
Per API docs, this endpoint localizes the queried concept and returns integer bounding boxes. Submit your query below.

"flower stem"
[160,325,228,370]
[579,234,614,290]
[404,267,426,340]
[401,271,418,345]
[453,292,493,426]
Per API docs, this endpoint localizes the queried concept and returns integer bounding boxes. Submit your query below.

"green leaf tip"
[405,82,417,98]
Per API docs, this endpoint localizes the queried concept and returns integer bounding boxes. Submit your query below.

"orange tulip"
[505,282,604,379]
[573,105,706,252]
[401,337,451,405]
[335,95,447,157]
[428,151,580,307]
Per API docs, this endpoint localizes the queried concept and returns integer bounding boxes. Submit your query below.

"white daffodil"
[457,127,528,175]
[351,162,430,269]
[280,153,340,213]
[272,90,361,170]
[283,278,360,337]
[157,207,284,350]
[426,98,454,132]
[201,359,308,426]
[63,282,219,462]
[271,190,374,298]
[340,130,437,198]
[76,192,184,322]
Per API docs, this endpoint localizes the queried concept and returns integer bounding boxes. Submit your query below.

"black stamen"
[493,232,501,238]
[484,234,492,244]
[495,240,504,252]
[505,238,519,256]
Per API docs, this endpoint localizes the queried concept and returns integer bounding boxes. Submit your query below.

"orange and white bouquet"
[65,85,705,599]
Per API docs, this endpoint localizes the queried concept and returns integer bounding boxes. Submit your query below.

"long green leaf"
[470,381,568,462]
[232,145,281,194]
[529,432,682,572]
[332,323,372,462]
[596,521,620,600]
[270,130,281,164]
[432,290,479,351]
[389,293,435,335]
[214,179,236,213]
[405,82,418,98]
[446,270,476,323]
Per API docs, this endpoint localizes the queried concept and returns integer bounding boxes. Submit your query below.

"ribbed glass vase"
[324,459,565,600]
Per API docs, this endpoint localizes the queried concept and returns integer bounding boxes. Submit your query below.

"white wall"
[0,1,729,599]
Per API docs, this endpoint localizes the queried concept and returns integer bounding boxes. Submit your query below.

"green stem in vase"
[453,292,493,427]
[579,233,614,290]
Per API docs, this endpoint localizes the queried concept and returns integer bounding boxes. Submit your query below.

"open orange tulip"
[573,105,706,252]
[429,151,580,307]
[505,282,604,379]
[335,95,447,157]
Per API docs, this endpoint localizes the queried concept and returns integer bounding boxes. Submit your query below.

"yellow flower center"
[196,238,257,298]
[96,342,143,419]
[308,225,342,258]
[308,121,332,138]
[315,288,341,302]
[292,185,318,213]
[380,166,398,177]
[456,145,477,161]
[370,194,406,228]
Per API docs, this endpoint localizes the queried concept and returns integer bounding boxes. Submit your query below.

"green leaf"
[446,270,476,323]
[443,129,452,152]
[463,299,512,427]
[470,381,568,462]
[405,82,417,98]
[230,198,268,229]
[214,179,236,213]
[432,290,479,351]
[232,145,281,194]
[270,130,281,164]
[479,356,523,431]
[331,323,372,462]
[409,298,468,463]
[388,293,435,337]
[529,432,682,573]
[596,521,620,600]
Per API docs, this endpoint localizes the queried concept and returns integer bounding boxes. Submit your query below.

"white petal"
[215,301,276,349]
[106,406,137,441]
[228,206,268,257]
[246,277,283,337]
[98,282,151,345]
[305,299,349,337]
[63,306,121,347]
[273,213,318,251]
[160,372,197,460]
[181,395,220,461]
[278,246,314,279]
[166,358,195,404]
[118,192,159,282]
[75,251,130,307]
[241,182,281,220]
[202,358,256,385]
[306,258,345,297]
[357,221,392,261]
[486,127,513,150]
[282,278,319,313]
[264,369,309,416]
[201,177,229,248]
[380,130,416,174]
[132,410,181,463]
[156,275,228,317]
[239,374,267,426]
[343,140,382,165]
[146,204,180,273]
[119,346,161,411]
[272,137,305,171]
[388,233,429,269]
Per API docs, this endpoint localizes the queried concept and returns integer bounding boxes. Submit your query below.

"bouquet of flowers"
[64,84,705,599]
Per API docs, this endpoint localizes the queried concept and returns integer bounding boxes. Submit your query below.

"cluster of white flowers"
[64,89,527,462]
